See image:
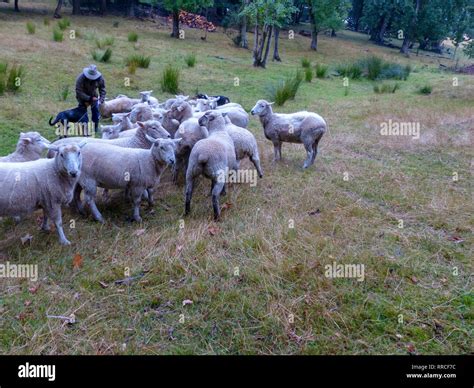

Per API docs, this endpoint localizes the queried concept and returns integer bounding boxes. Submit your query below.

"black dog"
[196,93,230,106]
[49,105,87,127]
[49,105,89,137]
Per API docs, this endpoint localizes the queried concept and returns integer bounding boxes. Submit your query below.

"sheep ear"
[173,138,182,143]
[137,121,145,128]
[47,144,60,152]
[21,137,32,144]
[268,102,275,105]
[78,140,87,148]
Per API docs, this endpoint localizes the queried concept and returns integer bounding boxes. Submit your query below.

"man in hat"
[75,64,106,134]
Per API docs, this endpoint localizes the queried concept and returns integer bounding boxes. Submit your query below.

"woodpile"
[169,10,216,32]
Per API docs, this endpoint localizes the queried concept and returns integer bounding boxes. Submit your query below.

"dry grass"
[0,2,472,355]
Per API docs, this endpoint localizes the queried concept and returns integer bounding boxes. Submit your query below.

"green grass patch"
[57,18,70,31]
[92,48,113,63]
[268,70,303,106]
[304,67,313,82]
[185,53,197,68]
[315,63,328,78]
[125,54,150,69]
[53,28,63,42]
[95,36,115,49]
[128,31,138,42]
[26,21,35,35]
[373,82,400,94]
[160,64,180,94]
[417,84,432,94]
[301,58,311,68]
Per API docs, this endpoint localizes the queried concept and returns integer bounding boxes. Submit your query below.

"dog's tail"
[49,116,57,126]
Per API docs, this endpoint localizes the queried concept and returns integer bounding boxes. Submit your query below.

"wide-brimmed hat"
[83,64,101,80]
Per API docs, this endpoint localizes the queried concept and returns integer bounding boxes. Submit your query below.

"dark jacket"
[75,73,106,106]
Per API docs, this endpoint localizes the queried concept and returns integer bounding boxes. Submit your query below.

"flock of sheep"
[0,91,327,246]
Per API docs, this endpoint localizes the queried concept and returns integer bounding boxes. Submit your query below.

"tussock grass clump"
[268,70,303,106]
[304,67,313,82]
[57,18,70,31]
[92,48,113,63]
[361,56,411,80]
[95,37,114,49]
[125,54,151,69]
[160,64,180,94]
[417,84,432,95]
[43,18,50,26]
[373,82,400,94]
[336,63,363,79]
[26,22,36,34]
[0,64,25,94]
[301,58,311,68]
[53,28,63,42]
[185,53,197,67]
[0,62,7,95]
[128,32,138,42]
[315,63,328,78]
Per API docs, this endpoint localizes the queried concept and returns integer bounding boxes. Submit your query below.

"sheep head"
[48,142,85,178]
[19,132,51,154]
[137,121,171,142]
[251,100,274,116]
[198,111,226,132]
[145,136,182,166]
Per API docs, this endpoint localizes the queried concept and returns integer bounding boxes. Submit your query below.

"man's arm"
[98,77,106,104]
[75,75,91,103]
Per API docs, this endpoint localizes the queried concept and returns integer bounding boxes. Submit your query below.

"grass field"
[0,1,472,355]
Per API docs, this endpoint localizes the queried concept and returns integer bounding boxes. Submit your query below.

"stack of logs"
[169,10,216,32]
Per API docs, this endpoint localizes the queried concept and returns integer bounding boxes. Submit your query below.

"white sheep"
[49,120,171,154]
[0,132,50,163]
[139,90,159,107]
[0,142,85,245]
[100,96,141,118]
[74,137,180,223]
[185,111,238,221]
[224,118,263,178]
[191,100,249,128]
[101,113,138,139]
[251,100,327,169]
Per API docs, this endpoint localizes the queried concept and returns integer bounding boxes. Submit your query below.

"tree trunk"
[171,10,180,38]
[377,16,389,44]
[309,7,318,50]
[99,0,106,16]
[261,25,273,67]
[400,36,410,54]
[253,24,259,64]
[400,0,421,55]
[127,0,134,17]
[14,0,19,11]
[72,0,80,15]
[240,17,248,48]
[273,27,281,61]
[331,29,336,37]
[53,0,63,18]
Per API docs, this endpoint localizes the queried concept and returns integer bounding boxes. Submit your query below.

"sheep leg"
[84,185,105,224]
[272,142,282,162]
[302,142,314,169]
[184,178,194,216]
[41,210,50,231]
[211,181,225,221]
[146,188,155,208]
[72,185,85,215]
[311,135,322,164]
[48,205,70,245]
[131,188,144,223]
[250,155,264,178]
